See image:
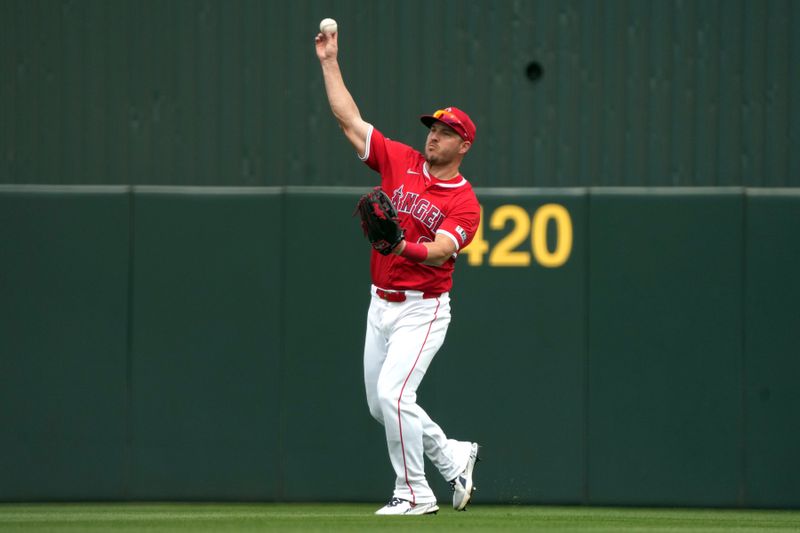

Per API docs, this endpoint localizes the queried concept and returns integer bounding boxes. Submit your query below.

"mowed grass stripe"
[1,503,799,532]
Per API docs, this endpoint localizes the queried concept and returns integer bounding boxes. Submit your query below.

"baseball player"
[315,25,481,515]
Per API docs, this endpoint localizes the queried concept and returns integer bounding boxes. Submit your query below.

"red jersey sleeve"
[360,126,417,189]
[436,189,481,252]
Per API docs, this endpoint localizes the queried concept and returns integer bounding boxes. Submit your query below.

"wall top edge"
[1,185,797,196]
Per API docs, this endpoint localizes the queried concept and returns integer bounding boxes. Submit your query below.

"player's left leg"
[419,412,474,481]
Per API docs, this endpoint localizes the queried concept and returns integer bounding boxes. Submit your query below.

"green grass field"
[1,503,799,533]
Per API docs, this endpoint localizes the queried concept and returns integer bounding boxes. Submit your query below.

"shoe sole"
[410,504,439,515]
[375,503,439,516]
[455,443,480,511]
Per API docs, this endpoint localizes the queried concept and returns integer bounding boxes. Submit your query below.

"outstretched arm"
[315,29,371,157]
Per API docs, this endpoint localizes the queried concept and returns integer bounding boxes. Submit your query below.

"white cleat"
[451,442,480,511]
[374,497,439,516]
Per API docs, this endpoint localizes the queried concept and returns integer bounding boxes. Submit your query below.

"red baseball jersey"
[360,126,480,295]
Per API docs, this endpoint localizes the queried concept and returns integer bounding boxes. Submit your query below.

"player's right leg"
[363,292,389,425]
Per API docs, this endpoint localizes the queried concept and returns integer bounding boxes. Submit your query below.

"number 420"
[461,204,573,268]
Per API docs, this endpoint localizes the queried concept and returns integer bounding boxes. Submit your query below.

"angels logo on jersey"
[391,185,445,230]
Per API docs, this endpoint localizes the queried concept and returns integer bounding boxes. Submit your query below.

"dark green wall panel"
[445,190,588,503]
[0,187,130,500]
[129,188,283,499]
[744,190,800,507]
[587,189,744,506]
[280,188,385,501]
[2,1,798,187]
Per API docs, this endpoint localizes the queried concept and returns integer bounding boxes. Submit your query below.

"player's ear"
[459,141,472,155]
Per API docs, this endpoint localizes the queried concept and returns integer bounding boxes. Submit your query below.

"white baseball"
[319,18,338,35]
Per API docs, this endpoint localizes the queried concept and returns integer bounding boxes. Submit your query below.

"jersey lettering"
[422,206,443,229]
[411,199,431,219]
[393,187,446,230]
[391,185,404,208]
[398,191,419,214]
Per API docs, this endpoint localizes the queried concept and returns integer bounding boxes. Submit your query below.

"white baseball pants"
[363,285,473,504]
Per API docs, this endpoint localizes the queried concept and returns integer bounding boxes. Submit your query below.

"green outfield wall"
[1,186,799,508]
[2,0,799,188]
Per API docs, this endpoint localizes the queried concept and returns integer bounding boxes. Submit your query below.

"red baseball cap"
[420,106,476,143]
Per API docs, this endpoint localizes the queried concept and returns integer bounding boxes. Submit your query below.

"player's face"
[425,123,470,166]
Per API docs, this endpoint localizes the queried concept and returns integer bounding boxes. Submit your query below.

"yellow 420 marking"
[462,203,573,268]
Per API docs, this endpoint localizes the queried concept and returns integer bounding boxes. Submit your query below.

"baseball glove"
[354,187,404,255]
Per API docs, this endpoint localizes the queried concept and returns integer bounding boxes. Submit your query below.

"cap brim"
[420,115,438,129]
[421,115,461,135]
